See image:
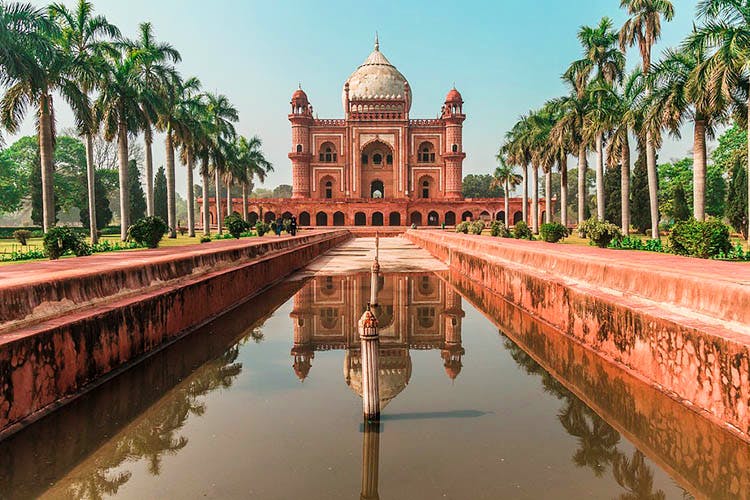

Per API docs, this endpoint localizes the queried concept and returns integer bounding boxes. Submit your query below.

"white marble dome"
[342,39,411,112]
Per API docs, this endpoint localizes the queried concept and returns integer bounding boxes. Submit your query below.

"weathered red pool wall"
[407,230,750,442]
[448,270,750,499]
[0,231,349,438]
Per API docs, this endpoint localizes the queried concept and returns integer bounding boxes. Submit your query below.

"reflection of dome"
[342,37,411,112]
[292,347,314,381]
[344,348,412,409]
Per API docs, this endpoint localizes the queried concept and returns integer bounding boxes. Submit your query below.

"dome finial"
[374,31,379,51]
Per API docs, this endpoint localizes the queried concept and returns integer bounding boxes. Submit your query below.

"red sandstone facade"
[201,38,548,227]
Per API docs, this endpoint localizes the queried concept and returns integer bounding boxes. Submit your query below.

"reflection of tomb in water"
[291,273,464,407]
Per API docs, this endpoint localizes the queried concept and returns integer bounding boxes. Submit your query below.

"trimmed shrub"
[0,226,42,239]
[469,220,485,235]
[225,214,249,239]
[490,221,510,238]
[669,218,732,259]
[13,229,32,246]
[200,235,211,243]
[455,221,470,234]
[610,236,665,253]
[578,217,622,248]
[513,220,533,240]
[43,227,90,260]
[539,222,568,243]
[127,216,169,249]
[255,221,270,237]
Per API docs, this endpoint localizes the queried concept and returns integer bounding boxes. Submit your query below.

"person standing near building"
[290,216,298,236]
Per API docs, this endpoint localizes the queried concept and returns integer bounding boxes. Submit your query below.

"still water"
[1,271,747,499]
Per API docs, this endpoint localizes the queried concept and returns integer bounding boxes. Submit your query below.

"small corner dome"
[291,87,309,106]
[445,87,463,104]
[342,38,411,112]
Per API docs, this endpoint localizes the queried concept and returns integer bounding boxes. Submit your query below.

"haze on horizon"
[11,0,701,196]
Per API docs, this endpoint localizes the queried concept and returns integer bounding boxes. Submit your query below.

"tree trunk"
[747,91,750,245]
[145,126,154,217]
[621,131,631,234]
[521,164,528,225]
[38,94,55,233]
[186,150,195,237]
[578,144,587,224]
[531,165,539,233]
[646,131,659,239]
[596,132,605,220]
[201,166,210,236]
[226,179,232,216]
[118,118,129,241]
[165,131,177,238]
[504,180,509,226]
[215,168,223,234]
[545,170,552,224]
[560,158,568,228]
[693,119,707,221]
[85,133,98,243]
[242,183,248,221]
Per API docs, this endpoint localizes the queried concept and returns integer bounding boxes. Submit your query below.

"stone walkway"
[292,236,448,277]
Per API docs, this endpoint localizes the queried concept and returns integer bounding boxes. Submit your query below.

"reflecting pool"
[1,271,747,499]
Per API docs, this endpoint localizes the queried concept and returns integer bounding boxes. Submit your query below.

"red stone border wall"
[406,230,750,442]
[0,230,350,439]
[447,271,750,499]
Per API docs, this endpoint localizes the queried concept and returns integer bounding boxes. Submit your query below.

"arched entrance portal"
[444,211,456,226]
[354,212,366,226]
[333,211,345,226]
[461,211,473,222]
[264,211,276,223]
[248,212,258,225]
[316,212,328,226]
[496,211,505,223]
[513,211,523,224]
[410,212,422,226]
[299,211,310,226]
[389,212,401,226]
[370,180,384,199]
[427,211,439,226]
[372,212,384,226]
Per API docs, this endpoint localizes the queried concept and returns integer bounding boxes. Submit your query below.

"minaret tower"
[289,86,313,199]
[290,282,315,380]
[441,290,465,380]
[442,87,466,200]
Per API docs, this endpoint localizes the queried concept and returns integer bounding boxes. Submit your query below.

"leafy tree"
[272,184,292,198]
[604,164,621,224]
[672,183,690,222]
[129,159,147,222]
[79,170,112,230]
[462,174,503,198]
[0,150,27,213]
[727,156,748,239]
[658,157,726,219]
[250,188,273,199]
[153,165,167,223]
[631,151,651,234]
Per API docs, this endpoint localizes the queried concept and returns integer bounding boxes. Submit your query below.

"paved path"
[293,237,448,277]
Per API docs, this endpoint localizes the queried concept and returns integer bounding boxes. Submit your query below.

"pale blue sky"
[16,0,701,195]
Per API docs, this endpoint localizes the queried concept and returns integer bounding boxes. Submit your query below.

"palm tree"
[542,99,573,227]
[0,2,55,147]
[126,22,180,217]
[203,92,238,234]
[1,5,91,233]
[586,80,620,220]
[49,0,120,244]
[527,106,559,230]
[502,114,534,225]
[649,45,725,222]
[606,69,647,232]
[157,74,200,237]
[620,0,675,239]
[568,17,625,221]
[96,50,144,240]
[235,135,273,221]
[175,84,208,237]
[688,0,750,241]
[492,156,522,225]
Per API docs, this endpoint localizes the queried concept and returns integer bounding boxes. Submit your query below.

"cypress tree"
[672,183,690,222]
[154,166,168,223]
[727,156,748,239]
[129,160,147,222]
[631,150,651,234]
[604,165,621,224]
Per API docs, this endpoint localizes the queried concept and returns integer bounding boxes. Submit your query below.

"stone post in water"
[359,306,380,421]
[370,233,380,306]
[360,421,381,500]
